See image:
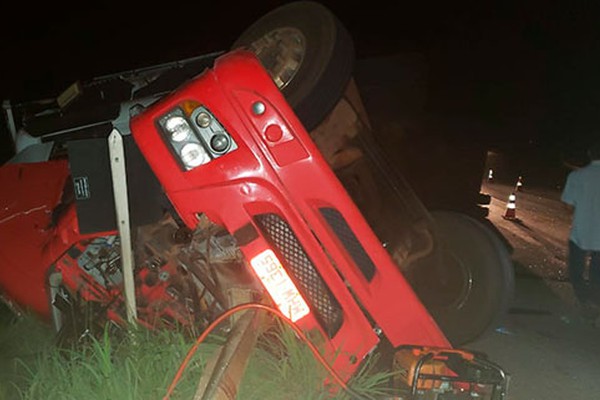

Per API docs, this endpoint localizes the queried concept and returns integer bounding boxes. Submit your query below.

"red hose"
[162,302,350,399]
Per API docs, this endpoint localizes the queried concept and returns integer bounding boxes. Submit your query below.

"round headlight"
[165,116,192,142]
[196,111,211,128]
[180,143,209,168]
[210,133,231,153]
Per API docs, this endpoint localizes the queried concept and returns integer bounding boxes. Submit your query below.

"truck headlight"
[164,116,193,142]
[158,108,208,171]
[157,105,237,171]
[180,142,210,168]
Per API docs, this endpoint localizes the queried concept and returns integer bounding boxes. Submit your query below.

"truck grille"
[254,213,343,337]
[319,207,376,281]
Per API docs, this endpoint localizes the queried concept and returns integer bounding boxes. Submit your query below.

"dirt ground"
[467,181,600,400]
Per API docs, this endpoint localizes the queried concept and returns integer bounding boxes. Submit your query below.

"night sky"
[1,1,599,164]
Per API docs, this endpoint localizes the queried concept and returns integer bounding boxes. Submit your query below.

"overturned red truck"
[0,2,511,398]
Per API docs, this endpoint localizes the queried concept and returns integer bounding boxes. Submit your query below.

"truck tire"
[232,1,355,132]
[407,210,515,345]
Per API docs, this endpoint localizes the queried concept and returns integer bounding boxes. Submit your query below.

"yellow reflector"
[180,100,202,116]
[250,249,310,322]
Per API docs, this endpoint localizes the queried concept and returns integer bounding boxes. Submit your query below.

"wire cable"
[162,302,372,400]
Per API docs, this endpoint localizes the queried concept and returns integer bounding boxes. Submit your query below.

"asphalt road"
[467,181,600,400]
[483,180,570,281]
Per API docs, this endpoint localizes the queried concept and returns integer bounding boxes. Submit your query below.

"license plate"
[250,249,310,322]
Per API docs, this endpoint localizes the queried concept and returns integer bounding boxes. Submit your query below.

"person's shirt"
[561,160,600,250]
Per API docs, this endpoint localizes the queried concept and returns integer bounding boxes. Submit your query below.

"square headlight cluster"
[157,105,237,171]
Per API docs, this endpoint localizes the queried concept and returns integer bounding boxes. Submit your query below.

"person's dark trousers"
[591,250,600,304]
[569,240,600,305]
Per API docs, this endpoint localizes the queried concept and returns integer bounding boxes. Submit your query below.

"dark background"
[1,1,599,169]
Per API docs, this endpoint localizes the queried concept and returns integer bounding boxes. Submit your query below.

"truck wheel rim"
[434,250,473,310]
[248,27,306,91]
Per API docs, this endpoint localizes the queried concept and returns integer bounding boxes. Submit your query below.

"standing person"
[561,140,600,319]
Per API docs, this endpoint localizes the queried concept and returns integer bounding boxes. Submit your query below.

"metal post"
[193,309,266,400]
[2,100,17,147]
[48,271,64,332]
[108,129,138,323]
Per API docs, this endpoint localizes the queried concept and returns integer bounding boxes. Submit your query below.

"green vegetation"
[0,310,392,400]
[0,311,218,400]
[238,322,394,400]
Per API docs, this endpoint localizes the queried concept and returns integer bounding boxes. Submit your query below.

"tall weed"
[1,313,391,400]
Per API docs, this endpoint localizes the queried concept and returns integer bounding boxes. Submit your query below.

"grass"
[238,321,395,400]
[0,307,393,400]
[0,307,220,400]
[0,310,54,400]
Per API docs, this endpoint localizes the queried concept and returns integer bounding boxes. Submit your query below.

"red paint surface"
[0,161,70,319]
[131,50,449,379]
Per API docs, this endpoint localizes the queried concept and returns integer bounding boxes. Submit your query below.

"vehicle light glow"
[165,115,192,142]
[180,143,210,168]
[250,249,310,322]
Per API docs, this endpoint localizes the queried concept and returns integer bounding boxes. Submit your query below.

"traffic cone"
[503,193,517,220]
[515,176,523,191]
